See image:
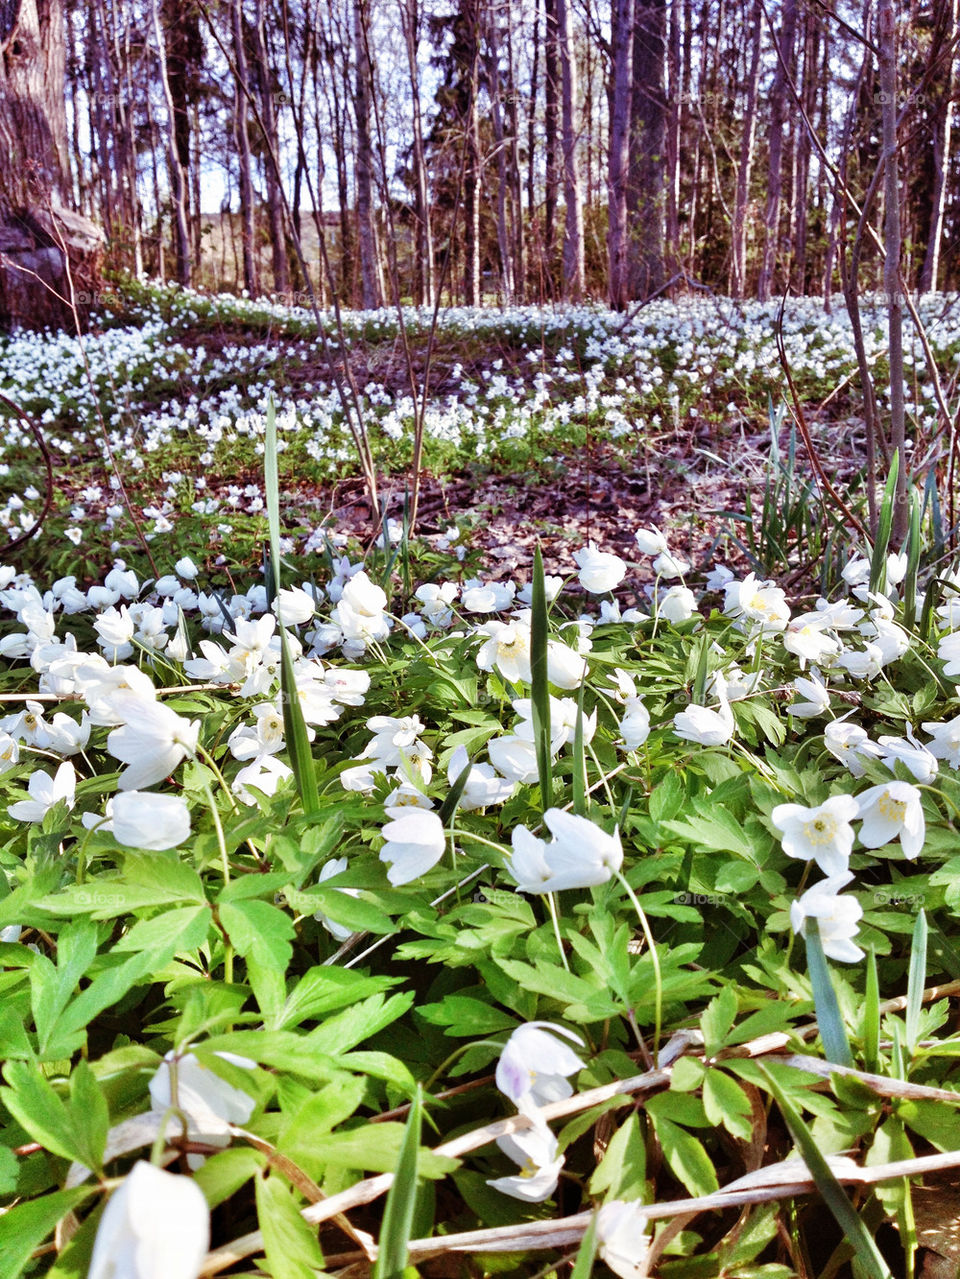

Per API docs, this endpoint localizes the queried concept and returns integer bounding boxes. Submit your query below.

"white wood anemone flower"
[856,780,925,859]
[88,1160,210,1279]
[790,871,864,963]
[771,794,859,876]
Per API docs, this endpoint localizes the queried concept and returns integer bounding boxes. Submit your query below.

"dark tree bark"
[608,0,634,309]
[625,0,666,298]
[252,0,289,295]
[730,0,762,297]
[0,0,103,329]
[543,0,559,265]
[231,0,258,297]
[757,0,797,301]
[353,0,380,308]
[556,0,584,297]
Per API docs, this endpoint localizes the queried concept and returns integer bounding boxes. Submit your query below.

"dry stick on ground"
[197,979,960,1275]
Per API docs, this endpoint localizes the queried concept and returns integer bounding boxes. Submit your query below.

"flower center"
[803,815,838,845]
[877,793,907,824]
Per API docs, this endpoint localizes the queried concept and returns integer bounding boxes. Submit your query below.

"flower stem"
[615,870,662,1067]
[546,891,570,972]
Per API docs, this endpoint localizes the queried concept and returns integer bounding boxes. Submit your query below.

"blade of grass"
[863,949,880,1074]
[758,1066,894,1279]
[869,449,899,596]
[530,545,553,813]
[372,1085,423,1279]
[905,910,928,1058]
[265,397,320,818]
[804,923,853,1068]
[439,756,473,826]
[902,489,921,630]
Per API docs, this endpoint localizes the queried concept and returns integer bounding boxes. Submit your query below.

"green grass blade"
[530,545,553,813]
[869,449,899,596]
[265,396,319,818]
[373,1084,423,1279]
[863,948,880,1074]
[692,632,711,706]
[758,1067,894,1279]
[804,923,853,1067]
[902,489,921,630]
[569,1210,599,1279]
[438,755,473,826]
[905,909,928,1057]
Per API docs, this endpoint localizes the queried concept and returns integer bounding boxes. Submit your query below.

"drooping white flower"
[447,745,514,810]
[508,810,623,893]
[857,781,925,859]
[938,631,960,679]
[495,1021,585,1111]
[111,791,191,850]
[107,700,200,791]
[546,639,587,689]
[596,1200,651,1279]
[487,734,540,784]
[313,857,362,942]
[652,549,690,579]
[487,1120,564,1202]
[788,673,831,719]
[149,1050,257,1140]
[836,642,885,681]
[654,584,697,622]
[634,525,669,555]
[876,726,939,784]
[790,870,864,963]
[232,753,292,804]
[89,1161,210,1279]
[379,809,446,885]
[673,672,734,746]
[824,718,881,777]
[574,543,627,594]
[771,794,859,875]
[8,762,76,822]
[922,713,960,769]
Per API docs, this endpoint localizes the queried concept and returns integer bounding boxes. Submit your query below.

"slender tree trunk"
[461,0,481,305]
[253,0,289,295]
[625,0,666,298]
[150,0,190,283]
[730,0,762,297]
[556,0,584,297]
[878,0,907,540]
[402,0,434,306]
[664,0,680,272]
[757,0,797,301]
[544,0,559,266]
[354,0,380,308]
[608,0,634,309]
[920,0,958,292]
[486,4,515,302]
[504,16,525,298]
[231,0,258,296]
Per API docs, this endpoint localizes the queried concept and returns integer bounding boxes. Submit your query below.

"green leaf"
[373,1085,423,1279]
[869,450,899,597]
[110,904,211,955]
[700,986,738,1054]
[219,899,295,971]
[649,1113,718,1196]
[255,1172,325,1279]
[703,1069,753,1141]
[1,1059,84,1164]
[31,920,98,1055]
[572,679,587,817]
[588,1112,646,1200]
[417,995,517,1037]
[438,754,472,826]
[192,1147,266,1209]
[0,1187,97,1279]
[68,1060,108,1175]
[758,1065,893,1279]
[570,1211,599,1279]
[862,949,880,1074]
[804,923,852,1068]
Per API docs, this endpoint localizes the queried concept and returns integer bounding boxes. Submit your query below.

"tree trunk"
[878,0,907,541]
[608,0,634,309]
[485,4,515,302]
[231,0,258,296]
[920,0,957,292]
[730,0,762,297]
[354,0,380,308]
[0,0,103,329]
[625,0,666,298]
[402,0,434,306]
[556,0,584,297]
[150,0,190,284]
[543,0,559,266]
[252,0,289,296]
[461,0,481,306]
[757,0,797,302]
